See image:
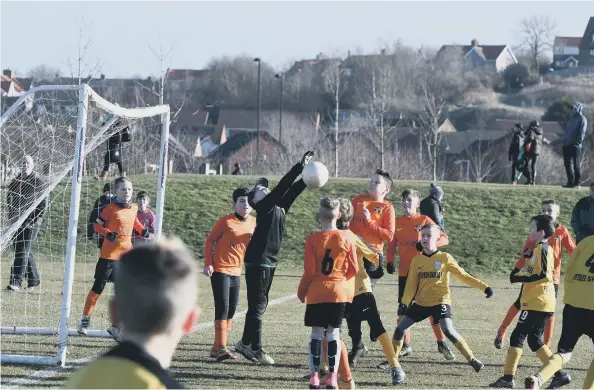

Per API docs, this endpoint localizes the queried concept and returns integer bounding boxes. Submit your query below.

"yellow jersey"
[343,230,381,297]
[66,342,181,389]
[563,235,594,310]
[515,241,555,313]
[401,250,488,307]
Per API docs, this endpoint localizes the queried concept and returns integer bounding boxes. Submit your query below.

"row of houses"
[552,17,594,70]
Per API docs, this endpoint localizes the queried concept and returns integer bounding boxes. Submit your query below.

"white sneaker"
[7,284,20,291]
[78,316,90,335]
[107,325,123,342]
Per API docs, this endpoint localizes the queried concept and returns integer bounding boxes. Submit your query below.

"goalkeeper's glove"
[141,229,150,239]
[484,287,494,298]
[415,242,423,252]
[368,266,384,280]
[386,262,395,274]
[106,231,118,243]
[397,303,407,316]
[300,150,315,166]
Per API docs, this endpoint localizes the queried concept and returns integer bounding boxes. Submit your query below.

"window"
[341,68,352,77]
[590,49,594,56]
[592,32,594,42]
[569,61,576,68]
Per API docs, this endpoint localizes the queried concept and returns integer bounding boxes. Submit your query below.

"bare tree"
[64,14,104,84]
[27,65,62,83]
[518,16,557,72]
[321,60,348,177]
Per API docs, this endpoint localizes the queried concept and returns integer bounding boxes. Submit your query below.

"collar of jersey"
[114,198,132,209]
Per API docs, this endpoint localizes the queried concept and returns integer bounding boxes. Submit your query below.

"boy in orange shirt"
[495,199,575,349]
[204,187,256,361]
[382,189,453,364]
[298,197,358,389]
[78,177,149,341]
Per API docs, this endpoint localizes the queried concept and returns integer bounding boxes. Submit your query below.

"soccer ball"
[302,161,329,189]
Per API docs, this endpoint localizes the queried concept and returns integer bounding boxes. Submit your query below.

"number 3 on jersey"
[321,249,334,275]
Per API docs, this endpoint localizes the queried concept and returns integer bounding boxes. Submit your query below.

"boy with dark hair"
[87,183,114,249]
[132,191,156,246]
[235,151,314,365]
[490,215,570,389]
[67,238,200,389]
[525,232,594,390]
[204,187,256,361]
[495,200,575,349]
[78,177,150,341]
[392,224,492,385]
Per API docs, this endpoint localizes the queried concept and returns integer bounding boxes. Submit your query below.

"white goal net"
[0,84,170,366]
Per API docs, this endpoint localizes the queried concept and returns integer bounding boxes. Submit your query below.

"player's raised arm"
[436,229,449,247]
[561,227,576,254]
[297,235,317,302]
[445,254,489,292]
[364,202,395,242]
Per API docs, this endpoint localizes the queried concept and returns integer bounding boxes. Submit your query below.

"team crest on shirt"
[414,225,423,232]
[555,236,561,242]
[434,261,442,270]
[374,207,382,214]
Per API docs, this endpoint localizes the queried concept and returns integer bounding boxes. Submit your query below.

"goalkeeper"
[95,116,131,180]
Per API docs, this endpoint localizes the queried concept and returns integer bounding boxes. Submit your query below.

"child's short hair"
[114,176,132,189]
[541,199,559,207]
[375,169,393,189]
[401,189,421,201]
[337,198,354,230]
[531,214,555,239]
[136,191,149,201]
[232,187,250,203]
[102,183,112,193]
[421,223,441,234]
[318,196,340,220]
[114,238,197,335]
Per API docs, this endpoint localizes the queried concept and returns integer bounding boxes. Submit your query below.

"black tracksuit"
[240,162,307,351]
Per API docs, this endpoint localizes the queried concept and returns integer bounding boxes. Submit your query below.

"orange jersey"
[349,194,395,253]
[514,224,575,284]
[94,203,144,260]
[387,213,449,276]
[204,214,256,276]
[297,230,358,305]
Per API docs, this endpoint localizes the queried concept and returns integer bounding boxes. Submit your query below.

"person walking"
[562,102,588,188]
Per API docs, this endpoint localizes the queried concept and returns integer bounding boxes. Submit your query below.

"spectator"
[95,116,132,181]
[562,102,588,188]
[87,183,114,248]
[132,191,156,247]
[231,163,243,175]
[7,155,47,291]
[420,183,445,230]
[571,182,594,244]
[508,124,525,185]
[522,120,543,185]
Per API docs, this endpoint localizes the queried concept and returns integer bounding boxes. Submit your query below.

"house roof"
[286,54,342,76]
[1,73,32,94]
[554,37,581,47]
[553,54,580,63]
[173,104,209,127]
[580,17,594,48]
[438,42,508,61]
[208,131,285,161]
[165,69,209,80]
[492,119,564,136]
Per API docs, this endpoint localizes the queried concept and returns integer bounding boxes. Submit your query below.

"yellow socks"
[392,338,403,363]
[538,353,564,384]
[504,347,523,376]
[583,357,594,390]
[378,333,399,367]
[453,339,474,361]
[535,345,552,364]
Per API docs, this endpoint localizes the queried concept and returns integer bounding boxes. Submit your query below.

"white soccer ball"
[302,161,329,189]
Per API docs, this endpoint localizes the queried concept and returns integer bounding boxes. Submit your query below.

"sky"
[0,1,590,78]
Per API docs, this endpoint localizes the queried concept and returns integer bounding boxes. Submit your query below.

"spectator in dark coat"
[231,163,244,175]
[420,183,445,230]
[508,124,525,184]
[562,102,588,188]
[522,120,543,185]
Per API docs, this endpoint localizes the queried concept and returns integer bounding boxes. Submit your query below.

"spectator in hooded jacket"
[420,183,445,230]
[562,102,588,188]
[522,120,543,185]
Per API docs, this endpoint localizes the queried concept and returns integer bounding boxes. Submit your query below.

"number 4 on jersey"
[321,249,334,275]
[586,254,594,274]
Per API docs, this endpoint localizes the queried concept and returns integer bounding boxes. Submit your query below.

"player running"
[495,199,575,349]
[298,197,358,389]
[204,187,256,362]
[525,232,594,390]
[489,215,570,389]
[78,177,149,341]
[392,224,492,385]
[381,189,453,365]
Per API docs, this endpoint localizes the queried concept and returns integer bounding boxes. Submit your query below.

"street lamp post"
[275,73,284,145]
[254,58,261,164]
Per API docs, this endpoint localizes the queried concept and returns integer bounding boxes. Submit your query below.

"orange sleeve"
[298,236,316,302]
[204,217,228,268]
[133,217,144,234]
[345,241,358,280]
[93,206,112,236]
[436,229,449,247]
[514,237,532,269]
[387,221,397,263]
[562,228,576,255]
[365,203,395,242]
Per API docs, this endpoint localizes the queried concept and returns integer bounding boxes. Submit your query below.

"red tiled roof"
[554,37,582,47]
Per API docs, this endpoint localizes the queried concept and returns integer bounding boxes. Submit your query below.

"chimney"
[347,50,351,58]
[100,74,106,80]
[316,52,325,60]
[3,69,13,78]
[471,38,479,47]
[381,49,386,55]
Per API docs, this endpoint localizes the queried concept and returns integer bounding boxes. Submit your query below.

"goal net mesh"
[0,85,168,364]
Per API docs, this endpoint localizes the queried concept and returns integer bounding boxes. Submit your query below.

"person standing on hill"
[562,102,587,188]
[420,183,445,230]
[522,120,543,185]
[509,124,525,185]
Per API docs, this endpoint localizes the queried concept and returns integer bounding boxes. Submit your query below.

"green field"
[1,175,592,388]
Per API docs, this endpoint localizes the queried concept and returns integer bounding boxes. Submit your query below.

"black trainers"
[348,343,368,367]
[489,376,515,388]
[546,371,571,389]
[391,366,406,385]
[469,357,484,372]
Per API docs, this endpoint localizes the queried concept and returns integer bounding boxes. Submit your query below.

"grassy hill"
[44,174,587,276]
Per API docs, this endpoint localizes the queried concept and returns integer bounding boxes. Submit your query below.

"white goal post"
[0,84,170,366]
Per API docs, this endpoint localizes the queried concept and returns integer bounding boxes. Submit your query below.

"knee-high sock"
[338,340,352,382]
[431,318,445,342]
[398,315,411,345]
[327,334,341,374]
[538,354,564,384]
[454,339,474,362]
[504,347,523,376]
[535,345,552,364]
[392,338,403,363]
[310,338,323,373]
[498,305,520,336]
[321,337,329,372]
[543,316,554,346]
[583,357,594,390]
[83,291,100,317]
[378,332,399,367]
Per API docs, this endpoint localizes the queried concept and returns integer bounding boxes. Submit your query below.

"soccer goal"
[0,84,170,366]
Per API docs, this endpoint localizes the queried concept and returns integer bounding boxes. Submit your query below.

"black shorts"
[406,303,452,325]
[346,293,380,322]
[398,276,407,303]
[557,304,594,354]
[94,258,116,283]
[305,303,346,328]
